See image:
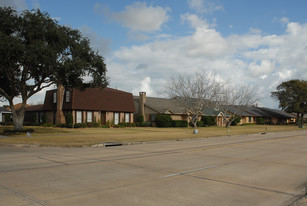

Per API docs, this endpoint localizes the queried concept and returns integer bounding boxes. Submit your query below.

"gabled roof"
[202,108,222,116]
[242,106,271,117]
[8,103,30,111]
[257,107,296,119]
[25,104,44,111]
[44,87,135,112]
[226,105,254,117]
[227,105,295,119]
[134,96,188,114]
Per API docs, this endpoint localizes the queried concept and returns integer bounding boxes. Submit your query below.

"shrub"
[189,121,205,127]
[42,123,54,127]
[118,122,136,127]
[172,120,188,127]
[202,116,216,126]
[87,122,100,128]
[155,115,172,127]
[24,122,41,126]
[56,123,66,128]
[74,123,87,128]
[66,123,73,128]
[230,116,241,126]
[256,117,264,124]
[65,112,73,124]
[136,114,144,123]
[113,124,124,128]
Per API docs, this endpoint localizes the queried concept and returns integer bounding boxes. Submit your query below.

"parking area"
[0,130,307,205]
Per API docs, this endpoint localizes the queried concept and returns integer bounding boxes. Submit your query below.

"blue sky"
[1,0,307,108]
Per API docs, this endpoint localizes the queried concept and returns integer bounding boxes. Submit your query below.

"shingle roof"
[44,87,135,112]
[257,107,296,119]
[243,106,271,117]
[226,105,254,116]
[202,108,221,116]
[134,96,188,114]
[25,104,44,111]
[227,105,295,119]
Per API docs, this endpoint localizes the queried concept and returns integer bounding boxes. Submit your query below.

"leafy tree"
[0,7,108,131]
[271,79,307,127]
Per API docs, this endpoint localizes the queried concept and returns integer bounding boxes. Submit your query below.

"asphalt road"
[1,130,307,206]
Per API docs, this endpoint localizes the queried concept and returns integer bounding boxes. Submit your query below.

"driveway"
[0,130,307,205]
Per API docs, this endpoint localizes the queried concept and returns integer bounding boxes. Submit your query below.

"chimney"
[55,84,66,124]
[139,92,146,121]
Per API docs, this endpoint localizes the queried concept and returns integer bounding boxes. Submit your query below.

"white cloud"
[187,0,224,14]
[181,13,209,28]
[107,18,307,108]
[248,60,275,77]
[96,2,170,33]
[132,77,155,96]
[182,27,230,58]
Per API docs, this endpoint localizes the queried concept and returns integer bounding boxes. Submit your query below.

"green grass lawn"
[0,125,305,147]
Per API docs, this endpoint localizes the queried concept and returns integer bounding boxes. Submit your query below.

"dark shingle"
[43,87,135,112]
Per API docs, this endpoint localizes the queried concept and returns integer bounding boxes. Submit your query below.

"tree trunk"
[225,121,231,128]
[297,112,301,127]
[191,114,198,134]
[55,84,66,124]
[9,101,26,131]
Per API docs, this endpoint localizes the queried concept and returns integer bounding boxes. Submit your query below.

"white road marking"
[162,164,221,178]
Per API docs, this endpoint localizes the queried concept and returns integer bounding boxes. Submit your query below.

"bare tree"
[217,84,258,127]
[166,72,222,133]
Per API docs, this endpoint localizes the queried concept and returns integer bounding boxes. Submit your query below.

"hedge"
[201,116,216,126]
[172,120,188,127]
[155,115,173,127]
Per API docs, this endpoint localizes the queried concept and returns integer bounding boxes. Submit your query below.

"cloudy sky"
[1,0,307,108]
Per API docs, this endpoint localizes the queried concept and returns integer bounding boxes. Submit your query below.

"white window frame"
[87,111,92,123]
[66,90,71,102]
[114,112,119,125]
[125,113,130,123]
[76,111,82,123]
[53,92,57,103]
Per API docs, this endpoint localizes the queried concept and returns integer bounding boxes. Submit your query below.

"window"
[114,112,119,125]
[76,111,82,123]
[66,90,71,102]
[87,111,92,123]
[53,92,56,103]
[249,116,252,123]
[125,113,130,123]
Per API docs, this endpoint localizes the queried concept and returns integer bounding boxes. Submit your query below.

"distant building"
[134,92,296,126]
[0,107,11,123]
[25,87,135,125]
